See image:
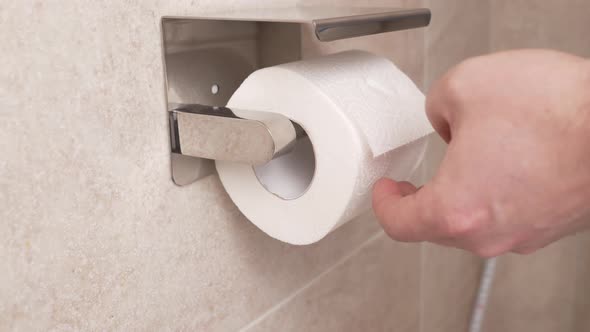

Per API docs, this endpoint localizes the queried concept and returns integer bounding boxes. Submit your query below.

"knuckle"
[440,74,465,104]
[435,62,473,105]
[440,205,492,238]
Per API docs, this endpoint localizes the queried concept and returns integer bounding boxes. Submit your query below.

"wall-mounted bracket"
[161,7,431,186]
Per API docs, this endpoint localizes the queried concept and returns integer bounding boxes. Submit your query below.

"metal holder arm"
[170,105,304,166]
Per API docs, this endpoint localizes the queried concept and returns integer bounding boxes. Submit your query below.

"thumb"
[372,178,439,242]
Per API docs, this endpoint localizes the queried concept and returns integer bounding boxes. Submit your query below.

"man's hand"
[373,49,590,257]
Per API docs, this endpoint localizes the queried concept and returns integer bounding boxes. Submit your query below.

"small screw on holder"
[211,84,220,95]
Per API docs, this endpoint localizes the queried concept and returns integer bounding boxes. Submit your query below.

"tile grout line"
[236,231,386,332]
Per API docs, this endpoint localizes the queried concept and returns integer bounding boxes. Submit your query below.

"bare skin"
[372,49,590,257]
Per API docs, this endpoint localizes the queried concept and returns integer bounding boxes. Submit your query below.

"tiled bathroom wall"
[481,2,590,332]
[1,1,588,331]
[0,1,430,331]
[420,2,490,331]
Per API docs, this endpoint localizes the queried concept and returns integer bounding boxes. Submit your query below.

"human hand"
[373,49,590,257]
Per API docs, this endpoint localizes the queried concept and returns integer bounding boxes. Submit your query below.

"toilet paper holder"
[162,7,431,185]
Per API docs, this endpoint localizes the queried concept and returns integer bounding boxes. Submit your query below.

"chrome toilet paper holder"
[161,7,431,186]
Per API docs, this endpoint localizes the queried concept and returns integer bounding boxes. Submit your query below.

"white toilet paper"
[216,51,434,245]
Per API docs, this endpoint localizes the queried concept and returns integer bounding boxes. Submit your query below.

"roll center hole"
[253,126,315,200]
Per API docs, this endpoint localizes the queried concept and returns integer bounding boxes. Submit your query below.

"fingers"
[372,177,506,257]
[372,178,441,242]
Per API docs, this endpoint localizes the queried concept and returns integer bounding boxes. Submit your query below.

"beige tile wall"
[482,238,580,332]
[572,232,590,332]
[481,2,590,331]
[0,1,429,331]
[2,0,587,331]
[491,0,590,57]
[0,1,380,330]
[424,0,491,88]
[248,235,421,332]
[419,2,490,331]
[480,240,590,331]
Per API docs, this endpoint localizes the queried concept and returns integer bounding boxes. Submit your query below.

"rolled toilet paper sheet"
[216,50,435,245]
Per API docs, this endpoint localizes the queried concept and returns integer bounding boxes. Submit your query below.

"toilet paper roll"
[216,51,435,245]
